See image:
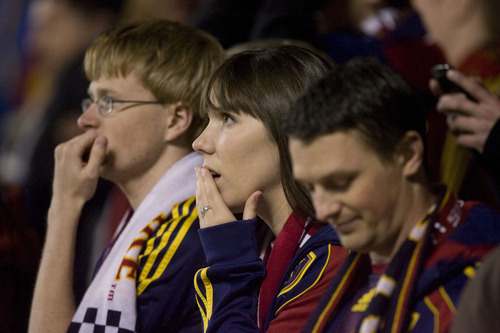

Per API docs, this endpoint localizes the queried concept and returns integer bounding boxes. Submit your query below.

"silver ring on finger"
[200,205,212,217]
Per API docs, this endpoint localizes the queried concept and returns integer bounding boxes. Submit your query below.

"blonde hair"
[84,20,225,141]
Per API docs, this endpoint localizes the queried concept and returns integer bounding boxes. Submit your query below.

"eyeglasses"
[81,96,163,116]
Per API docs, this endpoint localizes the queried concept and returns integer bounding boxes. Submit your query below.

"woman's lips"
[204,166,221,179]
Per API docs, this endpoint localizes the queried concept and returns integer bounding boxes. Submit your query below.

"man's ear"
[165,101,194,142]
[396,130,425,178]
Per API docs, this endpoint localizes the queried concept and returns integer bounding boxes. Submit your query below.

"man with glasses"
[29,20,224,333]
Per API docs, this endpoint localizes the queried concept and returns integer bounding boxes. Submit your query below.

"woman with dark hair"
[192,45,348,332]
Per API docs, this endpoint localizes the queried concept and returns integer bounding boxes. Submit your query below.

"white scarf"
[69,152,202,332]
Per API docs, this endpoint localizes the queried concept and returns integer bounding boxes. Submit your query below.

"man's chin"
[337,235,366,253]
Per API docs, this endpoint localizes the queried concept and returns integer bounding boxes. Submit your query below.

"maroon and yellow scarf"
[306,187,464,333]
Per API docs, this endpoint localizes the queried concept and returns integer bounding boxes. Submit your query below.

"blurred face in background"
[26,0,107,73]
[410,0,454,50]
[122,0,198,23]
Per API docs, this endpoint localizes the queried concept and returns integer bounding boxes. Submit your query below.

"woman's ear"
[396,130,425,178]
[164,101,194,142]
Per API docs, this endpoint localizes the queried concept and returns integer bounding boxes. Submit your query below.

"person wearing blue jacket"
[192,45,348,332]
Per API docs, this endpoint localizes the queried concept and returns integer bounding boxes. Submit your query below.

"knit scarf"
[306,187,463,333]
[68,152,202,333]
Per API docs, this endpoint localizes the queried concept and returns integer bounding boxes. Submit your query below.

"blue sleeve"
[195,219,266,333]
[136,197,205,333]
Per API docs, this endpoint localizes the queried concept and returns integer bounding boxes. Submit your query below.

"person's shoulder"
[460,202,500,236]
[437,201,500,251]
[149,196,200,247]
[170,196,198,219]
[137,196,203,293]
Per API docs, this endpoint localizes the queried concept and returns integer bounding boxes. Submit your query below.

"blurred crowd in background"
[0,0,499,332]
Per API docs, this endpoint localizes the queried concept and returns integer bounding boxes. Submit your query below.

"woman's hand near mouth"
[195,166,261,228]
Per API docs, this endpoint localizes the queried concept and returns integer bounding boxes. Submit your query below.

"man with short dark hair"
[284,57,500,333]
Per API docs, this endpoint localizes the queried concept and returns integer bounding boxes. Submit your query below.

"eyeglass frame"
[81,96,164,116]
